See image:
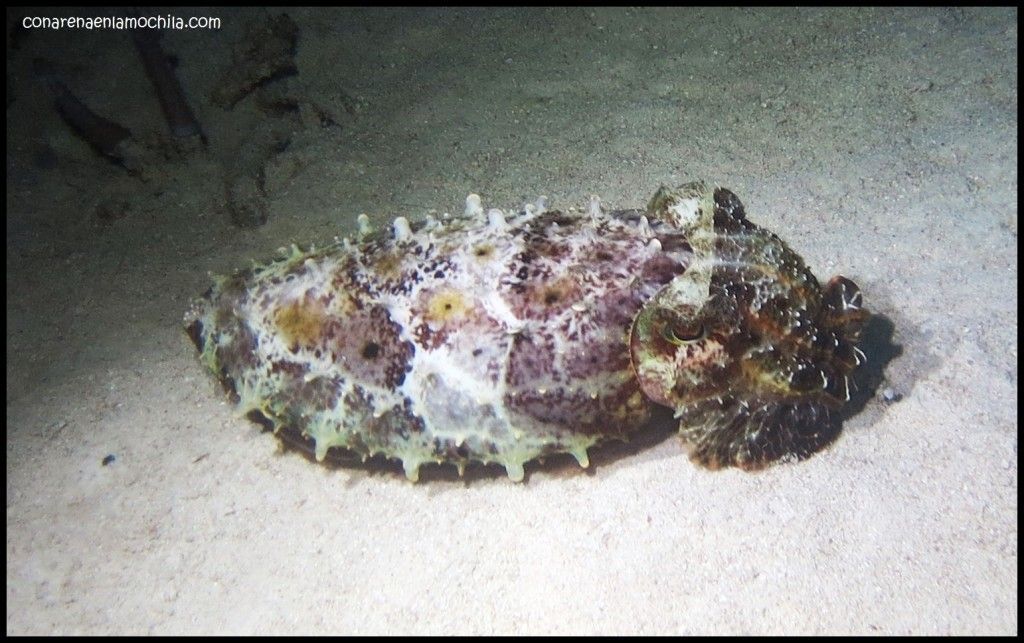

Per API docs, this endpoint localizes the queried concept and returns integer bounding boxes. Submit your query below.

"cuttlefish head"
[630,183,869,470]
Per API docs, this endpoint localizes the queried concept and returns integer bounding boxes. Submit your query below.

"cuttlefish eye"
[663,320,705,344]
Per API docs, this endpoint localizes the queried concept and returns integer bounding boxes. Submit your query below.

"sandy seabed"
[6,7,1016,635]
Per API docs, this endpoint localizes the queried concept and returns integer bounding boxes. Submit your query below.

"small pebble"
[881,387,902,403]
[102,454,116,466]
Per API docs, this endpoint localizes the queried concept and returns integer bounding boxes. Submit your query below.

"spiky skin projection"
[185,182,868,481]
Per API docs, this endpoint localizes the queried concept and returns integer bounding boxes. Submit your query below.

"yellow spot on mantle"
[425,289,471,325]
[472,243,494,260]
[274,298,326,348]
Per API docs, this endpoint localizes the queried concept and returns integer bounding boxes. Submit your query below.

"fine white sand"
[6,7,1016,635]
